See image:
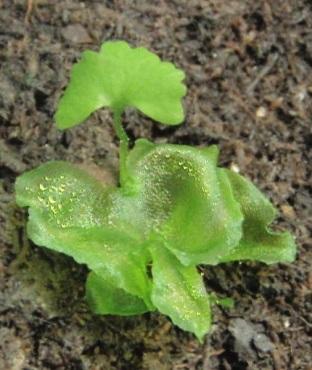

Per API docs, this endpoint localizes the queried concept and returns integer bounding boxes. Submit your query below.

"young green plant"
[15,41,296,341]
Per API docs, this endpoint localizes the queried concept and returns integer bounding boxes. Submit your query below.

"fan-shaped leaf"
[55,41,186,128]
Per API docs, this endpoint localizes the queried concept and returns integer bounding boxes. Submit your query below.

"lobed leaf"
[220,170,296,264]
[127,139,244,265]
[15,142,296,339]
[55,41,186,128]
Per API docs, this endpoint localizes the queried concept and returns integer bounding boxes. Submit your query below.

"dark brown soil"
[0,1,311,369]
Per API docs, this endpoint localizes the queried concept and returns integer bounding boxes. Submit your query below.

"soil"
[0,1,311,369]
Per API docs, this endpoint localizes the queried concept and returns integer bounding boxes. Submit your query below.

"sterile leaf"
[127,139,244,265]
[15,161,153,307]
[220,170,296,264]
[86,272,150,316]
[150,246,211,341]
[55,41,186,128]
[15,161,112,227]
[15,143,296,340]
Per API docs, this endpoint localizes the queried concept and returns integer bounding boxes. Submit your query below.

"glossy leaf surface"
[16,142,296,339]
[150,246,211,341]
[127,139,244,265]
[15,161,153,307]
[55,41,186,128]
[220,170,296,264]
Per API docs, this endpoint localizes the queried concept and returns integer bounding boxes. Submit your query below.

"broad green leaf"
[127,139,244,265]
[55,41,186,128]
[15,162,153,307]
[15,161,112,227]
[220,170,296,264]
[86,272,150,316]
[15,143,297,340]
[150,245,211,341]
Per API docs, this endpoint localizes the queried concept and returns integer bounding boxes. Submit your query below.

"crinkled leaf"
[220,170,296,264]
[150,245,211,341]
[127,139,244,265]
[15,142,296,340]
[86,272,150,316]
[15,162,153,307]
[15,161,112,227]
[55,41,186,128]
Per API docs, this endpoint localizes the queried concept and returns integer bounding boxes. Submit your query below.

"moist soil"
[0,1,311,369]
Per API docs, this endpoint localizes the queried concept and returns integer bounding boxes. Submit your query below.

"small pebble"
[62,24,92,44]
[256,106,267,118]
[281,204,296,219]
[230,163,240,173]
[253,333,274,353]
[284,319,290,328]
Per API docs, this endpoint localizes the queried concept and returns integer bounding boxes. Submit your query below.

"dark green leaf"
[86,272,150,316]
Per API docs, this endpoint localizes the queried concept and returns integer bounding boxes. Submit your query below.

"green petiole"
[113,108,129,187]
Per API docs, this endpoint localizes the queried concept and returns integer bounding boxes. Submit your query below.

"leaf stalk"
[113,108,129,187]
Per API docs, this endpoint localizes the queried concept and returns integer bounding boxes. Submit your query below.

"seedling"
[15,41,296,341]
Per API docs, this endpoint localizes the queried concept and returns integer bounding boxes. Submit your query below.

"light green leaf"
[127,139,244,265]
[15,161,112,227]
[150,245,211,341]
[86,271,150,316]
[220,170,296,264]
[15,161,153,307]
[55,41,186,128]
[15,143,296,340]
